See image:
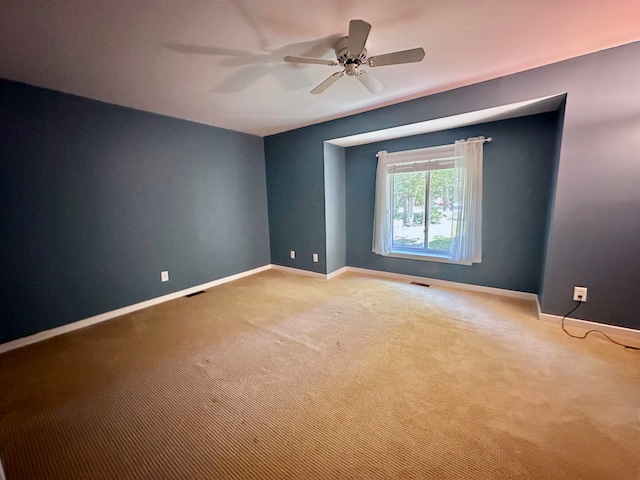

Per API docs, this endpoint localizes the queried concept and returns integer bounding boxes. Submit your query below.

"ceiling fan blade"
[284,55,338,66]
[367,48,426,67]
[310,71,344,94]
[356,70,384,94]
[348,19,371,57]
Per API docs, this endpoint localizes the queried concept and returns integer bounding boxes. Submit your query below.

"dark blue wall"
[324,142,346,274]
[265,41,640,330]
[0,79,270,344]
[538,100,566,299]
[265,130,327,273]
[345,113,559,293]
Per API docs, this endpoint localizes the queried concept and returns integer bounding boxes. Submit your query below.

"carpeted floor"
[1,270,639,479]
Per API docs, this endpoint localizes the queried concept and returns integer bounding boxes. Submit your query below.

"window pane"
[427,168,455,252]
[392,172,426,249]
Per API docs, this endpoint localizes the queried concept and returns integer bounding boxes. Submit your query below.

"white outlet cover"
[313,253,319,262]
[290,250,295,259]
[573,286,587,302]
[161,271,169,282]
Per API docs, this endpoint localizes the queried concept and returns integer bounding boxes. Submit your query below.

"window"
[391,166,456,256]
[372,137,485,265]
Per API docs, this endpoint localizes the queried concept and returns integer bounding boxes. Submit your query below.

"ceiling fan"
[284,19,425,95]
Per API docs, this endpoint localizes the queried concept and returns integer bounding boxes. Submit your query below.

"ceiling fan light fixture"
[345,63,358,76]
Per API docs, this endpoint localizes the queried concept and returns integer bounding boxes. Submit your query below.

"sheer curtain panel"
[449,137,484,265]
[372,151,391,254]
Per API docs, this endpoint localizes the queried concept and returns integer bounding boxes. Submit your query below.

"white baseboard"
[276,264,535,302]
[6,262,532,354]
[270,264,327,278]
[342,266,538,301]
[538,312,640,348]
[0,264,272,354]
[327,266,349,279]
[343,268,640,345]
[536,297,543,318]
[271,264,348,280]
[4,262,638,354]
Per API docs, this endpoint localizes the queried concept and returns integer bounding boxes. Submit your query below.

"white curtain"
[449,137,484,265]
[372,151,391,254]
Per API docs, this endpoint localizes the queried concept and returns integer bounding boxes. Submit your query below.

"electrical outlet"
[290,250,296,259]
[573,286,587,302]
[161,271,169,282]
[313,253,319,263]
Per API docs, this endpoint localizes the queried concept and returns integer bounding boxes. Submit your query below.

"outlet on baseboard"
[573,286,587,302]
[161,271,169,282]
[290,250,296,259]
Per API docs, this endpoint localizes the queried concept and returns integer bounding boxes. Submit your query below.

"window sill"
[385,250,471,265]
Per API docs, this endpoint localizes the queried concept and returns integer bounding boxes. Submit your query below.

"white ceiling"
[1,0,639,137]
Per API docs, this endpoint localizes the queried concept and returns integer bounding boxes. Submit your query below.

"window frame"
[373,139,484,266]
[383,146,458,262]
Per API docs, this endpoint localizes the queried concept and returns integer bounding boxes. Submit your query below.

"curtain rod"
[457,137,492,144]
[377,137,492,157]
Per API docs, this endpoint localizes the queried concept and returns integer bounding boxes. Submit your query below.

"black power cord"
[561,300,640,350]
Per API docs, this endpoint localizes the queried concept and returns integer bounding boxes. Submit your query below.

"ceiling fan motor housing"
[335,37,367,74]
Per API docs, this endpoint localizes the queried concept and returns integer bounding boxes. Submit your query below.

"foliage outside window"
[391,168,456,254]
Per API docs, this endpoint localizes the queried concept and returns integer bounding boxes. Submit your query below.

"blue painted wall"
[538,100,566,299]
[345,113,559,293]
[265,41,640,330]
[265,130,327,273]
[0,79,270,344]
[324,142,346,274]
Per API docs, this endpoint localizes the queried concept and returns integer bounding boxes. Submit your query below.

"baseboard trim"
[342,266,538,301]
[343,268,640,345]
[270,264,348,280]
[271,265,536,301]
[538,312,640,348]
[270,264,327,278]
[327,266,349,279]
[0,264,272,354]
[5,262,637,354]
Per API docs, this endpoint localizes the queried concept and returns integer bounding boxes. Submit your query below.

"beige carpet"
[1,270,639,479]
